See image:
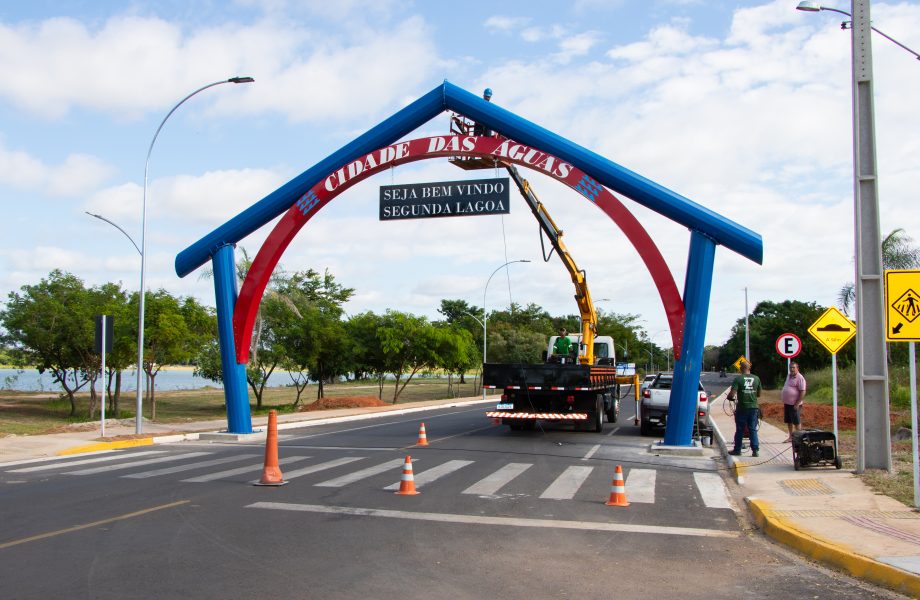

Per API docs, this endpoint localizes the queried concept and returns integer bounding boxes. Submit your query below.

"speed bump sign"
[807,307,856,354]
[885,270,920,341]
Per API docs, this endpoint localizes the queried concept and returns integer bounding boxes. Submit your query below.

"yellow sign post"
[808,306,856,443]
[731,355,748,371]
[807,307,856,355]
[885,270,920,342]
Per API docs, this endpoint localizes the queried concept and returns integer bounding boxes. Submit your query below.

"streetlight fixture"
[796,2,920,60]
[482,259,530,399]
[86,212,142,256]
[795,1,920,470]
[135,76,254,434]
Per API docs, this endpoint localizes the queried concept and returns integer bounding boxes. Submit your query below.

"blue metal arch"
[176,80,764,444]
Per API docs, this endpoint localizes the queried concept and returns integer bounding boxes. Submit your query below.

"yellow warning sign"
[731,355,748,371]
[807,307,856,354]
[885,270,920,341]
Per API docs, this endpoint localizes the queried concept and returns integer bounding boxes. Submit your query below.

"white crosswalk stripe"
[182,456,310,483]
[625,468,656,504]
[384,460,473,490]
[315,458,407,488]
[279,457,367,481]
[123,454,257,479]
[64,452,212,475]
[7,451,168,473]
[693,472,733,509]
[540,466,594,500]
[462,463,532,496]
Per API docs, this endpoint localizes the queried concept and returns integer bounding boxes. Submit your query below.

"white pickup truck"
[639,372,713,440]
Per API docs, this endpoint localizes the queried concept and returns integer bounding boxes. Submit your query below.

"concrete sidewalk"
[709,392,920,597]
[0,396,495,464]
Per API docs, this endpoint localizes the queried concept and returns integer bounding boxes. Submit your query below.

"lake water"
[0,368,303,392]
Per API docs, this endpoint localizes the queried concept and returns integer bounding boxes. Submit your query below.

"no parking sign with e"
[775,333,802,359]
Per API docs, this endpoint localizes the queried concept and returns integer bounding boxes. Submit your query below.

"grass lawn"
[0,376,480,437]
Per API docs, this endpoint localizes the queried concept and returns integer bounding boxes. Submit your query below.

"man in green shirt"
[727,361,763,457]
[553,328,573,361]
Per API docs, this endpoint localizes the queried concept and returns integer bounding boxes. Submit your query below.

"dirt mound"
[300,396,390,411]
[759,401,900,431]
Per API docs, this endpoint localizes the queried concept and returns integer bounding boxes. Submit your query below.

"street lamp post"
[135,76,253,434]
[795,1,918,470]
[482,259,530,399]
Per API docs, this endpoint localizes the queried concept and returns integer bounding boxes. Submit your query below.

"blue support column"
[663,231,716,446]
[212,243,252,434]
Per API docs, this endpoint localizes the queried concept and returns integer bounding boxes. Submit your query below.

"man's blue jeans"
[733,407,759,452]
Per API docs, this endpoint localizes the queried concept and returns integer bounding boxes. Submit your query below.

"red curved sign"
[233,135,685,363]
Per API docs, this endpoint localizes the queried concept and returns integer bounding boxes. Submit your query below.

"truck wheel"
[606,398,619,424]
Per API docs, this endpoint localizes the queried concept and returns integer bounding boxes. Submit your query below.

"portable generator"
[791,429,842,470]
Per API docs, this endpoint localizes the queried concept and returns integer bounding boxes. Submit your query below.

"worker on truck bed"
[553,328,573,360]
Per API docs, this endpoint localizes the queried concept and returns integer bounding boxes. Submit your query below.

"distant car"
[639,374,657,395]
[640,372,712,440]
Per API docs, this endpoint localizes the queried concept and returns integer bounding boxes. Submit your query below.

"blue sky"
[1,0,919,357]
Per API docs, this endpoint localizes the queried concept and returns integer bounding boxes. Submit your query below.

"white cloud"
[0,142,113,196]
[0,14,440,123]
[484,16,531,32]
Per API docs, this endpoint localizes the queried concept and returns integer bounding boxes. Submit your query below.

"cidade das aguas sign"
[379,177,510,221]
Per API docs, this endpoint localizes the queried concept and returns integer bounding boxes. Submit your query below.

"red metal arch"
[233,135,685,363]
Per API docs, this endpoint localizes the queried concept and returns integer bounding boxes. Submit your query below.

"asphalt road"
[0,375,905,599]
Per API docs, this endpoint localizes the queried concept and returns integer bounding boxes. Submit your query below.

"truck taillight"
[699,393,707,402]
[699,411,706,417]
[501,394,508,401]
[642,389,650,398]
[566,395,575,404]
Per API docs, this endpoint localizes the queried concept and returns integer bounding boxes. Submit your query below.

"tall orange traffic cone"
[394,455,419,495]
[254,410,287,486]
[605,465,629,506]
[416,422,429,446]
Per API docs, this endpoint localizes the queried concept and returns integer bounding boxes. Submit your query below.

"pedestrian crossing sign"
[807,307,856,354]
[885,270,920,342]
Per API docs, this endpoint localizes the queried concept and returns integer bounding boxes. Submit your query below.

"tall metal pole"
[850,0,890,471]
[482,260,529,399]
[135,76,253,434]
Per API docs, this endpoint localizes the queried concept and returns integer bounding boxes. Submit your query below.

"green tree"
[431,324,477,397]
[0,270,94,415]
[346,312,389,398]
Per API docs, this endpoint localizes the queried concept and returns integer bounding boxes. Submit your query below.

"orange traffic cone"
[394,455,419,495]
[254,410,287,486]
[416,422,429,446]
[605,465,629,506]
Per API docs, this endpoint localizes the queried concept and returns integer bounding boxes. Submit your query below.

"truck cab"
[546,335,616,366]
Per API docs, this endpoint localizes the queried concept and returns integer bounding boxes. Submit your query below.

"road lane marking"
[693,472,733,509]
[64,452,212,475]
[284,407,485,442]
[280,446,396,451]
[182,456,310,483]
[581,444,601,461]
[0,500,190,550]
[277,457,366,481]
[0,451,119,469]
[540,466,593,500]
[625,468,656,504]
[384,460,473,490]
[246,502,739,539]
[315,458,407,488]
[607,427,620,437]
[462,463,532,496]
[425,423,495,445]
[122,454,256,479]
[7,451,168,473]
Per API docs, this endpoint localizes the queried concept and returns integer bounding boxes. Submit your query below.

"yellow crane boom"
[502,163,598,365]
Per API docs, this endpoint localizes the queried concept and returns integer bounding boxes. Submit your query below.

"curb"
[51,397,495,458]
[747,498,920,597]
[708,393,746,484]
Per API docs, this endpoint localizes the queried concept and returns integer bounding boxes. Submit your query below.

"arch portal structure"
[176,81,763,445]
